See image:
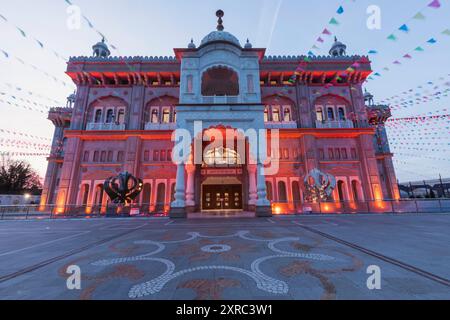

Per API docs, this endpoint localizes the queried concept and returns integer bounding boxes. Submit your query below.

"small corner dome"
[329,37,347,57]
[188,39,196,49]
[92,38,111,57]
[200,30,241,48]
[364,89,373,99]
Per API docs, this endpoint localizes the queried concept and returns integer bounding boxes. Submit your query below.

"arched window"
[264,107,269,122]
[117,151,124,162]
[89,97,127,128]
[93,151,99,162]
[151,109,159,124]
[203,147,242,167]
[201,66,239,96]
[315,95,352,123]
[106,109,114,123]
[338,107,346,121]
[266,181,273,201]
[117,109,125,124]
[272,107,280,122]
[94,109,102,123]
[162,108,170,124]
[173,110,177,123]
[327,107,335,121]
[278,181,287,202]
[283,107,292,122]
[316,108,324,122]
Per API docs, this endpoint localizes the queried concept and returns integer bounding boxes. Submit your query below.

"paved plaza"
[0,214,449,300]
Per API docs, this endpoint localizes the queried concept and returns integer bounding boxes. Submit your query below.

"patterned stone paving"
[0,215,449,300]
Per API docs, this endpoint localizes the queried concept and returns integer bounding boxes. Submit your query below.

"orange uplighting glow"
[373,185,385,210]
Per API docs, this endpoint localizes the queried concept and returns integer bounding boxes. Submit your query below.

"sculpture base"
[256,206,272,217]
[169,207,187,219]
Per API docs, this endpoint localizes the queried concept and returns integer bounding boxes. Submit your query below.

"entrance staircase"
[188,211,255,219]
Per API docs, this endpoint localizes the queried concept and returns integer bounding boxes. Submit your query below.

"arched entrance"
[337,180,346,202]
[141,183,151,213]
[155,183,166,213]
[196,126,247,213]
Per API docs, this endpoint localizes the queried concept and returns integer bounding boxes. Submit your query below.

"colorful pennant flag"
[413,12,426,20]
[428,0,441,9]
[387,34,397,41]
[329,18,339,25]
[399,24,410,33]
[322,28,332,35]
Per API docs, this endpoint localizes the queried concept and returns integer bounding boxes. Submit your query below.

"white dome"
[200,31,241,48]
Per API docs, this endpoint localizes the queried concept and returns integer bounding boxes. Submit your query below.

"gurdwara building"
[41,11,399,217]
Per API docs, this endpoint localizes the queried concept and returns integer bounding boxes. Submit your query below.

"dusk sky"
[0,0,449,181]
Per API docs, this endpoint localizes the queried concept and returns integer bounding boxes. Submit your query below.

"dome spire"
[329,36,347,57]
[216,10,224,31]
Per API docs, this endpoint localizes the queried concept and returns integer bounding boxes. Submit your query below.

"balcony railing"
[86,123,126,131]
[265,121,298,129]
[316,120,354,129]
[144,122,176,130]
[202,96,239,104]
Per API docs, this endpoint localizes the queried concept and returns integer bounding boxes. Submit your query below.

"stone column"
[248,164,257,208]
[185,164,195,208]
[170,163,187,218]
[256,162,272,217]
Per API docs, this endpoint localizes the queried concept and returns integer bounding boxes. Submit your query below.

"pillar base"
[169,207,187,219]
[186,206,196,214]
[256,206,272,217]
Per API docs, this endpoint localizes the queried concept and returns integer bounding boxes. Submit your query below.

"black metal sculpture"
[104,172,143,205]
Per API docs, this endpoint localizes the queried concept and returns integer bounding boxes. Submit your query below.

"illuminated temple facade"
[41,11,399,217]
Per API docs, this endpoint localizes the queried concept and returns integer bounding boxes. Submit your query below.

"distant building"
[41,11,399,217]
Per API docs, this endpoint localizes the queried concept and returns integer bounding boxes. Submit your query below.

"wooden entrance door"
[202,184,243,211]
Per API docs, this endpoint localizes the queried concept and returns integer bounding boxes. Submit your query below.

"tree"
[0,160,42,195]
